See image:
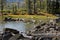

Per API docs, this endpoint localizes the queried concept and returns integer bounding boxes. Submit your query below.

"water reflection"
[5,21,26,32]
[0,21,35,33]
[0,23,4,32]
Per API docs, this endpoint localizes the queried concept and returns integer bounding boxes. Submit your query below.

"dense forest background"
[0,0,60,15]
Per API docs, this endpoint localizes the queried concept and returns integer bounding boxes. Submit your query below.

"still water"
[0,21,35,33]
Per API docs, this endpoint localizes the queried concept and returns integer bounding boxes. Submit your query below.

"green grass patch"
[3,15,58,21]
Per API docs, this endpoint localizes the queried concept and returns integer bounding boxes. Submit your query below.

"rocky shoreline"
[1,17,60,40]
